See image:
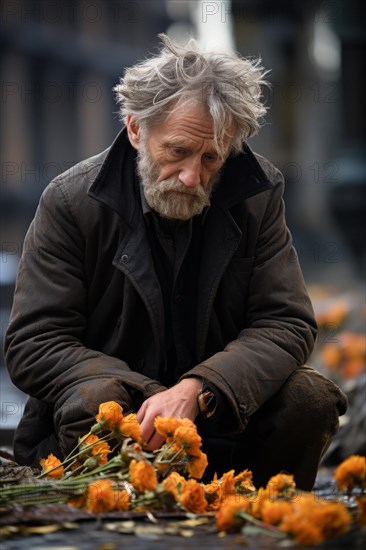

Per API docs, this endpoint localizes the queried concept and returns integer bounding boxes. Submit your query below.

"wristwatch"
[198,384,217,419]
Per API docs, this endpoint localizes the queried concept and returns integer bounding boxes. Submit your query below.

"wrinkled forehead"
[143,97,236,157]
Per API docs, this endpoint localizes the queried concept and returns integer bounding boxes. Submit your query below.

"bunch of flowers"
[216,474,352,545]
[1,401,365,546]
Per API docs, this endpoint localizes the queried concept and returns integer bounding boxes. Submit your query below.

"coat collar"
[88,128,140,227]
[88,128,273,221]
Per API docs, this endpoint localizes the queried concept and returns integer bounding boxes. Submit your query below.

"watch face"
[198,388,217,419]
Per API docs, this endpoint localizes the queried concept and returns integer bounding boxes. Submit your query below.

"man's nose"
[178,160,201,188]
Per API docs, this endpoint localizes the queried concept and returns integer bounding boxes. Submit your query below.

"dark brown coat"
[5,129,317,463]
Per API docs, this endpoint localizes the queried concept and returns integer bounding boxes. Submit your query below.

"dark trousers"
[198,366,347,491]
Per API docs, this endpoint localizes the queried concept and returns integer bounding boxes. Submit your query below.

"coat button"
[121,254,129,262]
[174,294,183,303]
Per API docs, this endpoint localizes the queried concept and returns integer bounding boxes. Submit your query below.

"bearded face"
[127,103,232,220]
[136,140,221,221]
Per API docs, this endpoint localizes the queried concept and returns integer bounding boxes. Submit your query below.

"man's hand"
[136,378,202,450]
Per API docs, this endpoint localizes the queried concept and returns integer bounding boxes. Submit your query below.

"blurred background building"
[1,0,365,457]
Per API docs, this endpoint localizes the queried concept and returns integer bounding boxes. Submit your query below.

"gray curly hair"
[114,33,269,156]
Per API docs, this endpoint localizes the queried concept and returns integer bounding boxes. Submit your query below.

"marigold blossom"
[334,454,366,492]
[279,493,351,545]
[95,401,124,429]
[162,471,187,501]
[220,470,236,494]
[187,451,208,479]
[315,501,352,540]
[180,479,208,514]
[233,469,256,493]
[68,494,87,508]
[154,416,195,442]
[129,459,158,493]
[113,489,131,511]
[85,479,115,513]
[261,500,292,525]
[172,426,202,456]
[80,434,111,465]
[204,480,222,511]
[216,494,251,532]
[220,469,256,496]
[119,413,142,441]
[251,487,270,519]
[39,453,64,479]
[266,473,296,497]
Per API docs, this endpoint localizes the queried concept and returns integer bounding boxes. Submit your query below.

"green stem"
[239,511,285,536]
[37,432,114,479]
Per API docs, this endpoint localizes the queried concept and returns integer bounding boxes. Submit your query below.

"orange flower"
[340,332,365,361]
[95,401,124,429]
[216,494,251,532]
[39,453,64,479]
[113,489,131,511]
[180,479,208,514]
[85,479,115,513]
[119,413,142,441]
[154,417,181,441]
[162,471,187,501]
[334,455,366,492]
[83,479,130,512]
[68,494,87,508]
[220,470,236,494]
[279,493,351,545]
[204,479,222,511]
[251,487,270,519]
[261,500,292,525]
[315,501,352,540]
[320,345,341,370]
[233,469,256,493]
[279,493,324,545]
[281,516,323,546]
[155,462,170,474]
[265,473,296,498]
[129,459,158,493]
[154,416,195,442]
[220,469,256,496]
[315,299,349,327]
[187,451,208,479]
[80,434,111,465]
[342,359,365,379]
[172,426,202,456]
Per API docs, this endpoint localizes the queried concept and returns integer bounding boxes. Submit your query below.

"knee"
[279,366,348,437]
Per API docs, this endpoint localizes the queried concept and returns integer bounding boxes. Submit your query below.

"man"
[5,34,347,490]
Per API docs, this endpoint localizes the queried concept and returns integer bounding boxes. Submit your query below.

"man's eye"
[172,148,186,156]
[204,154,219,163]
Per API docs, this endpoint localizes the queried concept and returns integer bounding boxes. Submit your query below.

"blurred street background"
[1,0,365,461]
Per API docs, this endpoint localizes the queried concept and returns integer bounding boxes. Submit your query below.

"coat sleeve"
[180,169,318,433]
[4,176,165,455]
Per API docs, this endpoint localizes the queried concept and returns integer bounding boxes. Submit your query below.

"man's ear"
[126,115,140,149]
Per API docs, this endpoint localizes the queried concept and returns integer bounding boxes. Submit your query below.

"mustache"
[156,178,205,197]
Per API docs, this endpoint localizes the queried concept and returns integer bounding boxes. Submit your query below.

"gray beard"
[136,143,221,221]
